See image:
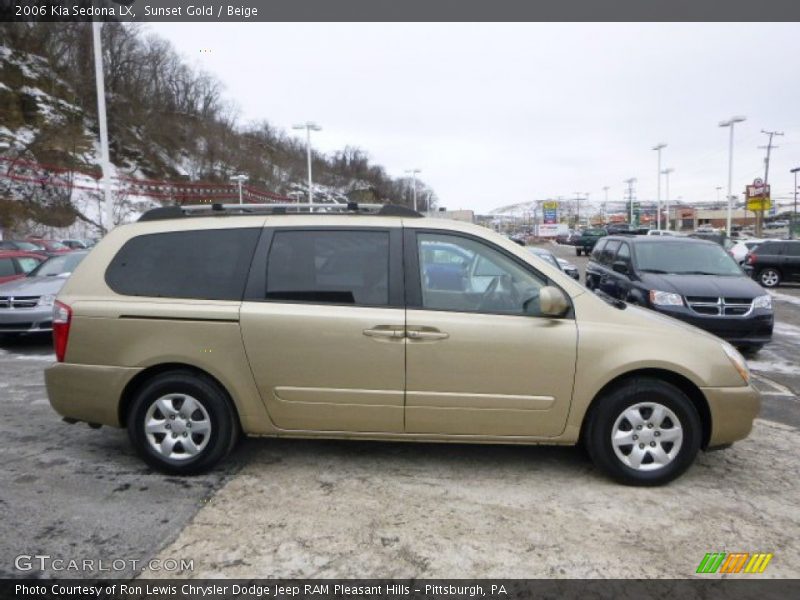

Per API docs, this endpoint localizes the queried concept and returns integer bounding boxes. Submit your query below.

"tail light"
[53,300,72,362]
[746,253,757,265]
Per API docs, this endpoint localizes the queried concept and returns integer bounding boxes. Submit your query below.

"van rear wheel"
[585,378,701,486]
[127,371,238,475]
[758,268,781,288]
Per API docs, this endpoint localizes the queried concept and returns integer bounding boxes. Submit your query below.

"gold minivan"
[45,203,759,485]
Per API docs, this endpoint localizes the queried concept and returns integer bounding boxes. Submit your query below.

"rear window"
[266,230,389,306]
[105,228,261,300]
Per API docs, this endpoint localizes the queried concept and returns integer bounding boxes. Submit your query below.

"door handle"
[363,326,405,339]
[406,328,449,341]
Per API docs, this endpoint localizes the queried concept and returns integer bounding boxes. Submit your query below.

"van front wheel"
[127,371,238,475]
[585,378,701,486]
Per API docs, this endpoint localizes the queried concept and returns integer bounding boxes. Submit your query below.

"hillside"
[0,22,436,238]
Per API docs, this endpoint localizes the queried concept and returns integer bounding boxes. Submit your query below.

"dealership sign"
[542,201,558,224]
[746,178,771,211]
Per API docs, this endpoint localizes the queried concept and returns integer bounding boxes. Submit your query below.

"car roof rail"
[137,202,423,222]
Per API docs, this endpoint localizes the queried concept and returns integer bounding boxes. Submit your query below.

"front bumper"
[652,305,773,345]
[0,307,54,333]
[45,362,141,427]
[702,384,761,447]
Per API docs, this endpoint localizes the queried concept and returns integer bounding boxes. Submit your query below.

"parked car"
[605,223,633,235]
[0,240,49,257]
[566,229,583,245]
[585,236,773,353]
[0,251,46,284]
[555,229,574,245]
[26,238,72,256]
[46,203,759,486]
[764,220,789,230]
[0,251,87,335]
[744,240,800,288]
[647,229,680,237]
[61,239,89,250]
[729,239,777,265]
[574,228,607,256]
[527,246,580,280]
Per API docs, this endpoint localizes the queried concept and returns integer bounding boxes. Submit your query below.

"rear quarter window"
[105,228,261,300]
[757,242,784,256]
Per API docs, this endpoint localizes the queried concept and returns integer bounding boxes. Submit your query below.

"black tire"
[758,268,781,288]
[584,378,701,486]
[576,248,582,256]
[127,370,239,475]
[737,344,764,356]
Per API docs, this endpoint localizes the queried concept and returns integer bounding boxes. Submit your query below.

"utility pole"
[653,143,667,230]
[662,168,674,231]
[791,167,799,240]
[573,192,583,228]
[624,178,637,225]
[405,169,422,211]
[758,129,784,236]
[231,174,248,204]
[92,21,113,232]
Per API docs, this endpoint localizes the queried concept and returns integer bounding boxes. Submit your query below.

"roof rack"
[138,202,423,222]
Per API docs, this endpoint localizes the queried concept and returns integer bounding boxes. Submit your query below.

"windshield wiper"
[639,268,671,274]
[676,270,726,276]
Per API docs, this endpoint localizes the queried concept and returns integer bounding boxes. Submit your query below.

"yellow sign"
[543,201,558,209]
[747,197,772,211]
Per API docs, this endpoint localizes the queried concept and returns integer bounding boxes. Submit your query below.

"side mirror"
[612,261,629,275]
[539,286,569,317]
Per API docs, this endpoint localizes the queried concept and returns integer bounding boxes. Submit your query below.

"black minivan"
[586,236,773,352]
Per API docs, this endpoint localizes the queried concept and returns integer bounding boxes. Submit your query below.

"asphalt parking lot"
[1,250,798,579]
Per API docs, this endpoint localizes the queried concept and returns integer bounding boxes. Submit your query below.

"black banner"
[3,580,800,600]
[3,0,800,22]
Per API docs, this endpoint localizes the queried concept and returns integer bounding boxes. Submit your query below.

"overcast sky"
[149,23,800,213]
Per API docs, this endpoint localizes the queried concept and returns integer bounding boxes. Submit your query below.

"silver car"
[0,251,87,335]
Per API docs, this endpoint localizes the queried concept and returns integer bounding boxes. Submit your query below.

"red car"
[0,251,46,284]
[26,238,72,255]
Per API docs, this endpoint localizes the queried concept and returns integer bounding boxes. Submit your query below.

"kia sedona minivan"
[45,203,760,486]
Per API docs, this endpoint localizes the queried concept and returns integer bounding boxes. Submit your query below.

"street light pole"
[92,21,113,232]
[719,116,746,235]
[406,169,422,211]
[292,122,322,203]
[791,167,800,240]
[230,174,248,204]
[653,143,667,230]
[662,168,674,231]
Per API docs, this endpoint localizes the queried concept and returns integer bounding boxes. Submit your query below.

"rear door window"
[591,239,607,261]
[602,240,621,264]
[266,230,390,306]
[105,228,261,300]
[616,242,631,263]
[783,243,800,257]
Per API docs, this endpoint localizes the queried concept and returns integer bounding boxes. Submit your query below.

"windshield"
[29,252,86,277]
[636,242,742,276]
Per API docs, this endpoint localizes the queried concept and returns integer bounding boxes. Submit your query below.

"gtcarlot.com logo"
[696,552,773,574]
[14,554,193,573]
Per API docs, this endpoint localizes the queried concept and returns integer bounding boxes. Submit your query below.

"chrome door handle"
[407,329,449,341]
[363,326,405,339]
